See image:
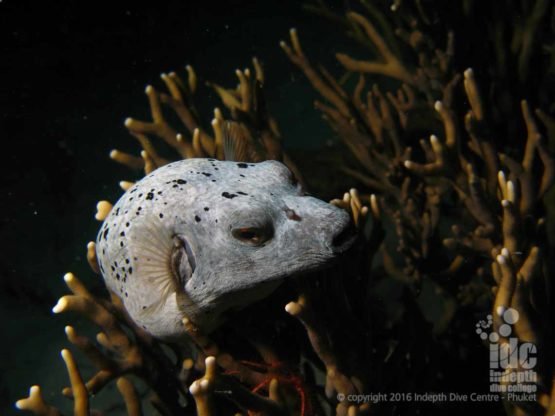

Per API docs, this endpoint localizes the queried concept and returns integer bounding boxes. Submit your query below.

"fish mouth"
[330,221,358,254]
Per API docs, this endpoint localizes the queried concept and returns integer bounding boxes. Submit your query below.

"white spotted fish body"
[96,158,355,339]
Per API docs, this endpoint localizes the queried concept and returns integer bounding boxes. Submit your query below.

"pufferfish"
[96,157,356,340]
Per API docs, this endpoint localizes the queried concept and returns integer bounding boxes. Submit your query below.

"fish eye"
[231,225,273,246]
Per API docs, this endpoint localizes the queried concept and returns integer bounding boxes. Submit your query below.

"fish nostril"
[331,221,357,251]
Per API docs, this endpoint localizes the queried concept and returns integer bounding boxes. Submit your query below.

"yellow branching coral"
[330,188,369,228]
[336,12,414,85]
[16,386,61,416]
[189,357,217,416]
[112,59,303,183]
[282,2,555,413]
[16,348,90,416]
[285,296,367,416]
[43,272,187,414]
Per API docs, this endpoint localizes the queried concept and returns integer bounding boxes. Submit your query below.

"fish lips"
[329,220,358,254]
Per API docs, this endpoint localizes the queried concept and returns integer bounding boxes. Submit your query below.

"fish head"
[173,160,356,330]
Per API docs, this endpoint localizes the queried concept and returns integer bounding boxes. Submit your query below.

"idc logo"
[476,307,538,401]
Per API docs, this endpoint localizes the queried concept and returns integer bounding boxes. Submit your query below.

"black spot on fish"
[142,306,147,309]
[157,191,162,195]
[128,267,133,274]
[120,231,125,237]
[202,172,212,177]
[240,174,245,177]
[146,192,154,200]
[195,215,201,222]
[237,191,248,195]
[138,193,143,198]
[130,188,138,193]
[159,213,164,218]
[212,180,216,182]
[120,241,124,247]
[125,222,130,227]
[204,207,209,211]
[103,228,109,239]
[111,265,115,272]
[237,163,248,168]
[173,184,179,188]
[222,192,237,199]
[125,258,130,264]
[116,273,121,280]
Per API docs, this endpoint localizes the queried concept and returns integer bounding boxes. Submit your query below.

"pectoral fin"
[128,217,196,318]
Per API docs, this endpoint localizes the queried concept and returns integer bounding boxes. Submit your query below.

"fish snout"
[283,195,357,257]
[327,208,357,254]
[330,218,357,253]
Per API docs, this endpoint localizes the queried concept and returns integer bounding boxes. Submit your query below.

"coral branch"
[15,386,61,416]
[86,242,100,274]
[330,188,369,228]
[95,201,112,221]
[116,377,143,416]
[281,29,351,116]
[51,273,185,414]
[189,356,217,416]
[336,12,413,84]
[109,149,144,170]
[60,349,89,416]
[285,297,359,399]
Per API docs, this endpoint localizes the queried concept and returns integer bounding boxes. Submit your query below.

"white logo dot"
[499,324,512,337]
[503,308,519,324]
